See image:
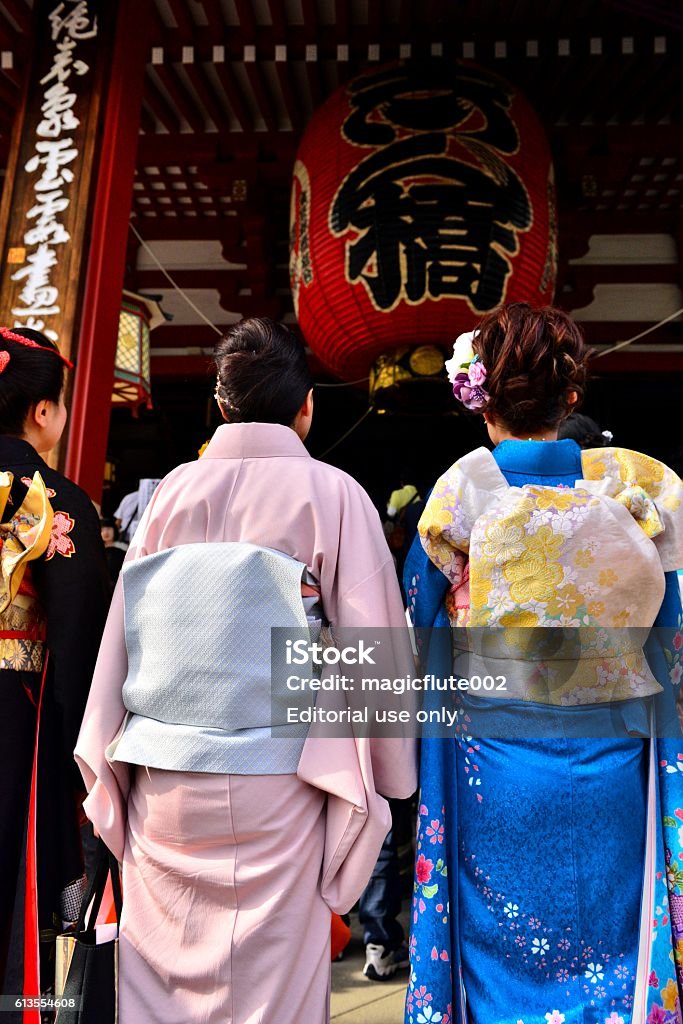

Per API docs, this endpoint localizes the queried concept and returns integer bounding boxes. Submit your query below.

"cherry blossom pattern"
[21,477,56,498]
[455,711,484,801]
[426,818,445,844]
[20,477,56,497]
[664,622,683,688]
[45,510,75,560]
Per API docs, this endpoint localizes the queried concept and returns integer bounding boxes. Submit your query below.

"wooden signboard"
[0,0,113,362]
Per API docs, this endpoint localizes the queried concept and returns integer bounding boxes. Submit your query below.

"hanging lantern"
[112,291,164,414]
[290,59,557,405]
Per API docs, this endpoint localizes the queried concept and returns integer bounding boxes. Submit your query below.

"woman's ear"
[292,388,314,440]
[563,390,578,418]
[31,400,50,429]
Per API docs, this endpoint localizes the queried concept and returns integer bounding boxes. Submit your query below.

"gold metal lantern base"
[369,345,453,414]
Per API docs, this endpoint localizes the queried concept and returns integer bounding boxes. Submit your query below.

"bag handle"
[74,838,122,936]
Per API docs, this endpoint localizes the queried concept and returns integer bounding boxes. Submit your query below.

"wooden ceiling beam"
[0,69,19,110]
[567,264,681,287]
[143,70,183,133]
[300,0,319,44]
[133,180,168,218]
[134,269,253,293]
[267,0,287,38]
[139,103,158,134]
[150,22,683,60]
[213,58,252,132]
[0,60,21,90]
[274,52,304,133]
[196,0,225,33]
[580,322,683,343]
[367,0,382,40]
[152,62,206,133]
[334,0,349,39]
[135,131,297,163]
[553,123,683,154]
[233,0,257,40]
[182,58,230,131]
[165,0,196,37]
[127,216,241,241]
[0,0,30,33]
[558,209,680,236]
[304,48,322,110]
[243,59,279,132]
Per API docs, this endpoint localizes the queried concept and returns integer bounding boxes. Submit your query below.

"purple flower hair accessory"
[445,331,489,411]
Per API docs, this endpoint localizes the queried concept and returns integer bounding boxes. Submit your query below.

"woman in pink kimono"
[75,317,417,1024]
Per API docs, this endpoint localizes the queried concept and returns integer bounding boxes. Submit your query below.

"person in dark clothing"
[0,327,110,1011]
[557,411,612,449]
[100,517,127,586]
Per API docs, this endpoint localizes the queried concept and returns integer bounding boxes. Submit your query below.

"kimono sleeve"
[31,480,111,786]
[581,447,683,572]
[74,578,131,862]
[326,478,417,800]
[418,446,508,584]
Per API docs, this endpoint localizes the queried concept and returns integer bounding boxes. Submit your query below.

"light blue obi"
[108,542,319,775]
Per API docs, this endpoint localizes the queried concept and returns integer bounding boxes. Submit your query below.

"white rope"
[316,377,370,388]
[129,221,223,336]
[317,406,374,459]
[593,305,683,358]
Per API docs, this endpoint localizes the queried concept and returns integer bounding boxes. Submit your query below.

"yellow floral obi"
[0,471,53,673]
[418,446,683,706]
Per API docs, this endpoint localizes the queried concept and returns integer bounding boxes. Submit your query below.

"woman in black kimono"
[0,327,110,1014]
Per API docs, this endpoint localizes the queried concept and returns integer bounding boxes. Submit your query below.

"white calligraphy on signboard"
[10,1,97,340]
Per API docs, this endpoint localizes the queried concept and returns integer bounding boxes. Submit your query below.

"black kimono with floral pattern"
[0,436,110,1011]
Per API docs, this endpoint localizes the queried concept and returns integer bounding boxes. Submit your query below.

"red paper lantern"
[290,59,557,386]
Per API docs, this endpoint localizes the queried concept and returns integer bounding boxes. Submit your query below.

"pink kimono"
[75,422,417,1024]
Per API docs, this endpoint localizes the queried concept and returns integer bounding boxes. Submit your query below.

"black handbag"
[54,839,122,1024]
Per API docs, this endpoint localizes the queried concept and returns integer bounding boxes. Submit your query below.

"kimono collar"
[493,438,582,477]
[0,435,46,468]
[200,422,311,461]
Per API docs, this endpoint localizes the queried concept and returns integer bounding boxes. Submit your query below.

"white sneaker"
[363,943,399,981]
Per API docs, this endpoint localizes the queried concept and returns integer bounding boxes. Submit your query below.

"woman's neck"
[490,426,559,444]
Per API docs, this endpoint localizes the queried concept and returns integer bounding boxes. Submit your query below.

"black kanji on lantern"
[330,60,532,313]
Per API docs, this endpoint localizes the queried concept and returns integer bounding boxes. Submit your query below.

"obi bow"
[0,471,54,614]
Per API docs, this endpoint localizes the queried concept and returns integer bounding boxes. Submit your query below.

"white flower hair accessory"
[445,330,489,411]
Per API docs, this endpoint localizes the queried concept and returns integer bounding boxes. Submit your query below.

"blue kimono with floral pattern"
[404,439,683,1024]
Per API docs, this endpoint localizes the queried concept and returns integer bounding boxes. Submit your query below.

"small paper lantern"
[112,291,163,414]
[290,59,557,387]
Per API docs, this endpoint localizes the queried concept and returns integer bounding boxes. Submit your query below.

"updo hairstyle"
[473,303,589,434]
[213,318,313,426]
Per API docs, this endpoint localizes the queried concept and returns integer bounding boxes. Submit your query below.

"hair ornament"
[0,326,74,369]
[214,377,237,413]
[0,351,9,373]
[445,330,489,411]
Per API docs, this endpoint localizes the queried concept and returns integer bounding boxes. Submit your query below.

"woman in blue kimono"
[404,303,683,1024]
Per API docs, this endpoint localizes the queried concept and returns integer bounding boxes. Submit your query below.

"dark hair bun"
[214,317,313,427]
[473,303,589,434]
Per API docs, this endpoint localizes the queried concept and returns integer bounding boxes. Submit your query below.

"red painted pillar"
[64,0,151,501]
